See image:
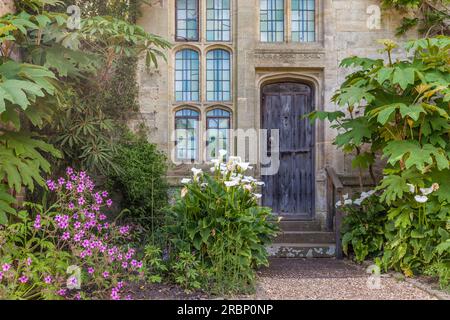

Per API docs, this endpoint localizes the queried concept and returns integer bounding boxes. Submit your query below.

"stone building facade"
[137,0,410,229]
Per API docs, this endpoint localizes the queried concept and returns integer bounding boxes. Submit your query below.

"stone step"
[279,220,322,232]
[267,243,336,258]
[275,231,335,244]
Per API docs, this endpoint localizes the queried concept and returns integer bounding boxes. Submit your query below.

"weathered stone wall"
[137,0,414,227]
[0,0,14,17]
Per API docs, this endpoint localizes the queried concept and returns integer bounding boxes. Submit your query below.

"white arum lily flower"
[366,190,376,196]
[415,195,428,203]
[420,187,434,196]
[244,184,253,191]
[191,168,203,181]
[253,193,262,199]
[344,199,353,205]
[224,180,239,188]
[353,198,363,206]
[237,162,252,171]
[407,183,415,193]
[218,149,228,159]
[211,159,221,168]
[181,178,192,185]
[335,201,342,208]
[191,167,203,176]
[343,194,349,200]
[255,181,265,186]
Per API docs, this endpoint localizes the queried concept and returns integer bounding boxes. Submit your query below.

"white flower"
[253,193,262,199]
[224,180,239,188]
[344,199,353,205]
[407,183,416,193]
[211,159,221,168]
[191,168,203,176]
[255,181,265,186]
[181,178,192,184]
[366,190,376,196]
[218,149,228,159]
[353,198,363,206]
[343,194,349,200]
[335,201,342,208]
[244,184,253,191]
[237,162,252,171]
[414,195,429,203]
[420,187,434,196]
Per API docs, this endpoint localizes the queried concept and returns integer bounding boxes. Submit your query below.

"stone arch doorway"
[261,81,315,219]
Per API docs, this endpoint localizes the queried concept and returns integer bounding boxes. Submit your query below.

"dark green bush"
[108,134,168,239]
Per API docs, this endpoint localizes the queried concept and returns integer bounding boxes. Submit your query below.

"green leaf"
[392,67,415,90]
[399,104,425,121]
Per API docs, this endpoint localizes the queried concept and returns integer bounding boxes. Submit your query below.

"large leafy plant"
[166,153,279,295]
[309,37,450,287]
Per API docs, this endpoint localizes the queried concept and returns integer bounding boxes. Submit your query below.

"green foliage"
[341,193,388,262]
[381,0,450,36]
[172,251,202,292]
[166,157,279,295]
[314,37,450,288]
[107,133,168,238]
[142,244,168,284]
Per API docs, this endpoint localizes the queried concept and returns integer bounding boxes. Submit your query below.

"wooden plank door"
[261,82,315,219]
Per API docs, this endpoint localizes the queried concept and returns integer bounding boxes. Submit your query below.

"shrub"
[166,152,279,295]
[340,192,388,262]
[107,134,168,240]
[311,37,450,289]
[0,168,144,300]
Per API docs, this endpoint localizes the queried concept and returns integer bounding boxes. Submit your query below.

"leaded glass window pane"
[206,49,231,102]
[175,49,200,102]
[176,0,199,41]
[175,109,200,162]
[206,109,230,160]
[206,0,231,41]
[291,0,315,42]
[260,0,284,42]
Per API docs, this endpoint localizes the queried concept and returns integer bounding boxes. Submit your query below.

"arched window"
[291,0,315,42]
[175,49,200,102]
[206,49,231,102]
[206,0,231,42]
[176,0,199,41]
[206,109,231,160]
[260,0,285,42]
[175,109,200,162]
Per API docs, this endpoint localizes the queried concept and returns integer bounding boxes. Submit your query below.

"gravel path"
[249,259,438,300]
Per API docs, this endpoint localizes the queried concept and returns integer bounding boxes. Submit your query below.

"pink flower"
[0,271,3,281]
[58,177,65,186]
[2,263,11,272]
[26,257,32,266]
[74,292,81,300]
[101,191,109,198]
[106,199,113,207]
[61,232,70,241]
[57,288,67,297]
[78,197,86,206]
[68,203,75,210]
[46,180,56,191]
[87,267,95,275]
[66,167,74,175]
[65,181,73,190]
[19,275,29,284]
[99,214,107,221]
[34,215,41,230]
[44,275,53,284]
[122,262,128,269]
[102,271,110,279]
